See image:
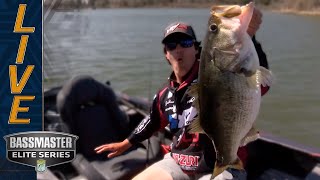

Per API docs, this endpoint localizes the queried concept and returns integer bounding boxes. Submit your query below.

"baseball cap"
[162,22,197,43]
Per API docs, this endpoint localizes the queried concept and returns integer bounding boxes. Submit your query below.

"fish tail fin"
[212,158,244,179]
[212,164,228,179]
[259,66,274,87]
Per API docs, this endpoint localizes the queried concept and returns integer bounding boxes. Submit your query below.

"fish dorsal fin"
[187,83,199,109]
[240,126,260,146]
[186,83,204,134]
[186,116,205,134]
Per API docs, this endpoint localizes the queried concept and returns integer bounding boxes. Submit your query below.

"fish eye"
[209,24,218,33]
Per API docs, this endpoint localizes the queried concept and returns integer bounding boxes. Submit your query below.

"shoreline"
[46,3,320,16]
[274,8,320,16]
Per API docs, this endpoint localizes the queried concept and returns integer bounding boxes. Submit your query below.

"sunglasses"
[165,39,194,51]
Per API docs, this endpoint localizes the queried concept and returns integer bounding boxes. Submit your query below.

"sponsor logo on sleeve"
[134,116,151,134]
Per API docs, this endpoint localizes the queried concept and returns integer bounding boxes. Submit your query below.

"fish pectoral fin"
[186,116,205,134]
[212,158,244,179]
[240,127,260,146]
[212,165,228,179]
[246,72,260,89]
[259,66,274,87]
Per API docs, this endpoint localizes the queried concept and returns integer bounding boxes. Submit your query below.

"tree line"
[45,0,320,11]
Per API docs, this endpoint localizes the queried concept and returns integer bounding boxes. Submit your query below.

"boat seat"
[56,75,130,159]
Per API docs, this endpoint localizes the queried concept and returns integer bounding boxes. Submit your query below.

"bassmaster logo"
[3,131,78,172]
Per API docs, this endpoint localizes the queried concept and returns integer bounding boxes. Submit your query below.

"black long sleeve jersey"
[128,37,269,173]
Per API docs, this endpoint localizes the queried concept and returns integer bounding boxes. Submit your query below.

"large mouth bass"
[188,2,273,178]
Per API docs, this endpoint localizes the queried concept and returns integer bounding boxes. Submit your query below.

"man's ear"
[164,49,171,65]
[166,58,171,65]
[195,45,202,59]
[165,53,171,65]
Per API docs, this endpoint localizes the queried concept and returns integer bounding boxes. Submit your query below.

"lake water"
[44,8,320,149]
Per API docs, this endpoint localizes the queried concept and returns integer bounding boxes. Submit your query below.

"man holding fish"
[95,2,272,180]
